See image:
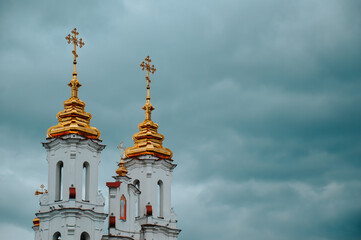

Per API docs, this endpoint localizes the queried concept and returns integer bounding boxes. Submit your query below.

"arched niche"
[120,194,127,220]
[53,231,61,240]
[80,232,90,240]
[55,161,63,201]
[82,161,90,201]
[157,180,164,218]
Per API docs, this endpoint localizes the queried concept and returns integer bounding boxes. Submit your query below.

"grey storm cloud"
[1,0,361,239]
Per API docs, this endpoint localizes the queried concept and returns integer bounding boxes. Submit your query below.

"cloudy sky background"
[1,0,361,239]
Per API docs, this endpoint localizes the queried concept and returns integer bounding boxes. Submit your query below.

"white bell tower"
[33,28,107,240]
[104,56,181,240]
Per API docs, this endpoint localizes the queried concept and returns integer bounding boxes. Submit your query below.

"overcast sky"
[0,0,361,239]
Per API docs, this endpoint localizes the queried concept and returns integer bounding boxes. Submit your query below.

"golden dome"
[116,158,128,176]
[47,28,100,140]
[33,217,40,227]
[125,56,172,159]
[46,79,101,139]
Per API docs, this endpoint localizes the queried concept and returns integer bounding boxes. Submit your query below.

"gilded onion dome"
[116,158,129,176]
[124,56,173,159]
[47,28,100,140]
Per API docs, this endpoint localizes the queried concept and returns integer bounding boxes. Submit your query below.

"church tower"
[104,56,181,240]
[33,28,107,240]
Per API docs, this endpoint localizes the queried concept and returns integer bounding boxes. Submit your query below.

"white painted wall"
[107,176,141,239]
[124,155,177,223]
[35,134,107,240]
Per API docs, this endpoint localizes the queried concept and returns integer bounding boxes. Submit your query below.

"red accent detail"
[106,182,121,188]
[120,195,127,220]
[146,205,153,216]
[69,187,76,199]
[127,151,171,160]
[33,218,40,227]
[109,216,116,228]
[50,131,98,139]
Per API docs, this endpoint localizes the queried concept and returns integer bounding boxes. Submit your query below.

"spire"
[124,56,173,159]
[116,142,128,176]
[47,28,101,139]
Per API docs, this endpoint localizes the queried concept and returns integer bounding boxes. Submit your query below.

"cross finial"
[140,56,156,121]
[66,28,85,65]
[65,28,85,98]
[35,184,47,196]
[140,56,156,96]
[117,141,126,159]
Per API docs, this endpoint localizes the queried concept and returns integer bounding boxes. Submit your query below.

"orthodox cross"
[117,141,126,159]
[140,56,156,120]
[65,28,84,98]
[140,56,156,97]
[65,28,85,63]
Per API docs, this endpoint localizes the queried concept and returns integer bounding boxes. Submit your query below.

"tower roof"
[124,56,173,159]
[116,158,129,176]
[47,28,100,140]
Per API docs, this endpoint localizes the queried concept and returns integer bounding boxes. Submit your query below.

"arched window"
[157,180,164,218]
[80,232,90,240]
[82,162,90,201]
[120,195,126,220]
[55,161,63,201]
[53,232,61,240]
[134,179,140,189]
[134,180,140,217]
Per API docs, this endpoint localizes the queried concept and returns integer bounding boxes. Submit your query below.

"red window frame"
[120,195,126,220]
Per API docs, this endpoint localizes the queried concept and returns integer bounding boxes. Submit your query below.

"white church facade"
[32,29,181,240]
